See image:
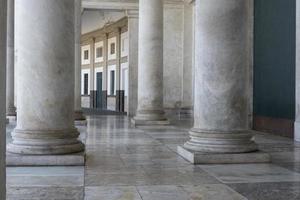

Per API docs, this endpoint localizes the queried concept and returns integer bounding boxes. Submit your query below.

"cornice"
[82,0,184,10]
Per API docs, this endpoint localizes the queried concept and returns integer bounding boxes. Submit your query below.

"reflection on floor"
[6,115,300,200]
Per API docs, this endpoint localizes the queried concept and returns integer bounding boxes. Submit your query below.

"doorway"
[96,72,103,109]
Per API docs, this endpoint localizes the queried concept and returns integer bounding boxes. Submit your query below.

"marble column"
[295,0,300,141]
[178,0,270,164]
[6,0,16,117]
[180,2,195,118]
[132,0,169,125]
[126,10,139,117]
[8,0,84,155]
[0,0,6,197]
[74,0,86,122]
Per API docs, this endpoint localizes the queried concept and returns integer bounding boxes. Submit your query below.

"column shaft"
[6,0,16,116]
[74,0,85,121]
[8,0,84,155]
[127,10,139,117]
[184,0,257,153]
[0,0,7,197]
[132,0,168,125]
[295,0,300,141]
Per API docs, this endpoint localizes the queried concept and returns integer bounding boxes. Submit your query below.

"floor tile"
[200,164,300,183]
[275,162,300,173]
[85,186,142,200]
[182,184,247,200]
[6,115,300,199]
[7,186,84,200]
[270,151,300,163]
[228,182,300,200]
[137,185,189,200]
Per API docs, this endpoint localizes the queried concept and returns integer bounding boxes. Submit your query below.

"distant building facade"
[81,17,128,112]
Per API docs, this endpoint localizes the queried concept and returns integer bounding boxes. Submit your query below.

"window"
[84,50,89,60]
[84,74,89,95]
[96,47,103,58]
[110,70,115,95]
[122,68,128,97]
[107,38,117,60]
[82,45,91,65]
[110,43,115,55]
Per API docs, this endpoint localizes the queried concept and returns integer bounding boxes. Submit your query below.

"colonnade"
[0,0,268,196]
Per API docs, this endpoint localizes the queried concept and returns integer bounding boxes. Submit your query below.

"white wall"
[121,62,129,96]
[121,32,129,57]
[82,10,125,34]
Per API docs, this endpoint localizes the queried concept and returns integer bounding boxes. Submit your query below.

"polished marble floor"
[5,115,300,199]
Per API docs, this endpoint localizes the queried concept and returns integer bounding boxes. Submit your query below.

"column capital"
[126,9,139,19]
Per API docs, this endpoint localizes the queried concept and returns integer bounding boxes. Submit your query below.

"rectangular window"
[84,73,89,95]
[96,47,103,58]
[84,50,89,60]
[110,43,115,55]
[110,70,115,95]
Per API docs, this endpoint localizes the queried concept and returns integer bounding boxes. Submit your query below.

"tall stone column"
[6,0,16,117]
[0,0,7,197]
[178,0,269,164]
[8,0,84,155]
[295,0,300,141]
[132,0,169,126]
[126,10,139,117]
[74,0,86,123]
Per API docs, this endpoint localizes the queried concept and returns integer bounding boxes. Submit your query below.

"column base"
[132,110,170,126]
[184,129,258,153]
[294,121,300,142]
[178,107,193,118]
[6,151,85,166]
[131,118,170,126]
[7,106,16,117]
[6,115,17,123]
[75,120,87,126]
[7,128,85,155]
[74,110,87,126]
[7,142,85,155]
[177,146,270,164]
[74,110,86,121]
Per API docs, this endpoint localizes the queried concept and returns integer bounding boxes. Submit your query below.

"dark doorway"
[253,0,296,137]
[96,72,103,109]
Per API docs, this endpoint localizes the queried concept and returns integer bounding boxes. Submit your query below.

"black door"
[96,72,103,109]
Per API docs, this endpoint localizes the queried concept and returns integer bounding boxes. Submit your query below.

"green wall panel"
[254,0,296,119]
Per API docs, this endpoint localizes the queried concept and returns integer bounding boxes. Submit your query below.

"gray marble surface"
[0,0,7,198]
[228,182,300,200]
[6,115,300,199]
